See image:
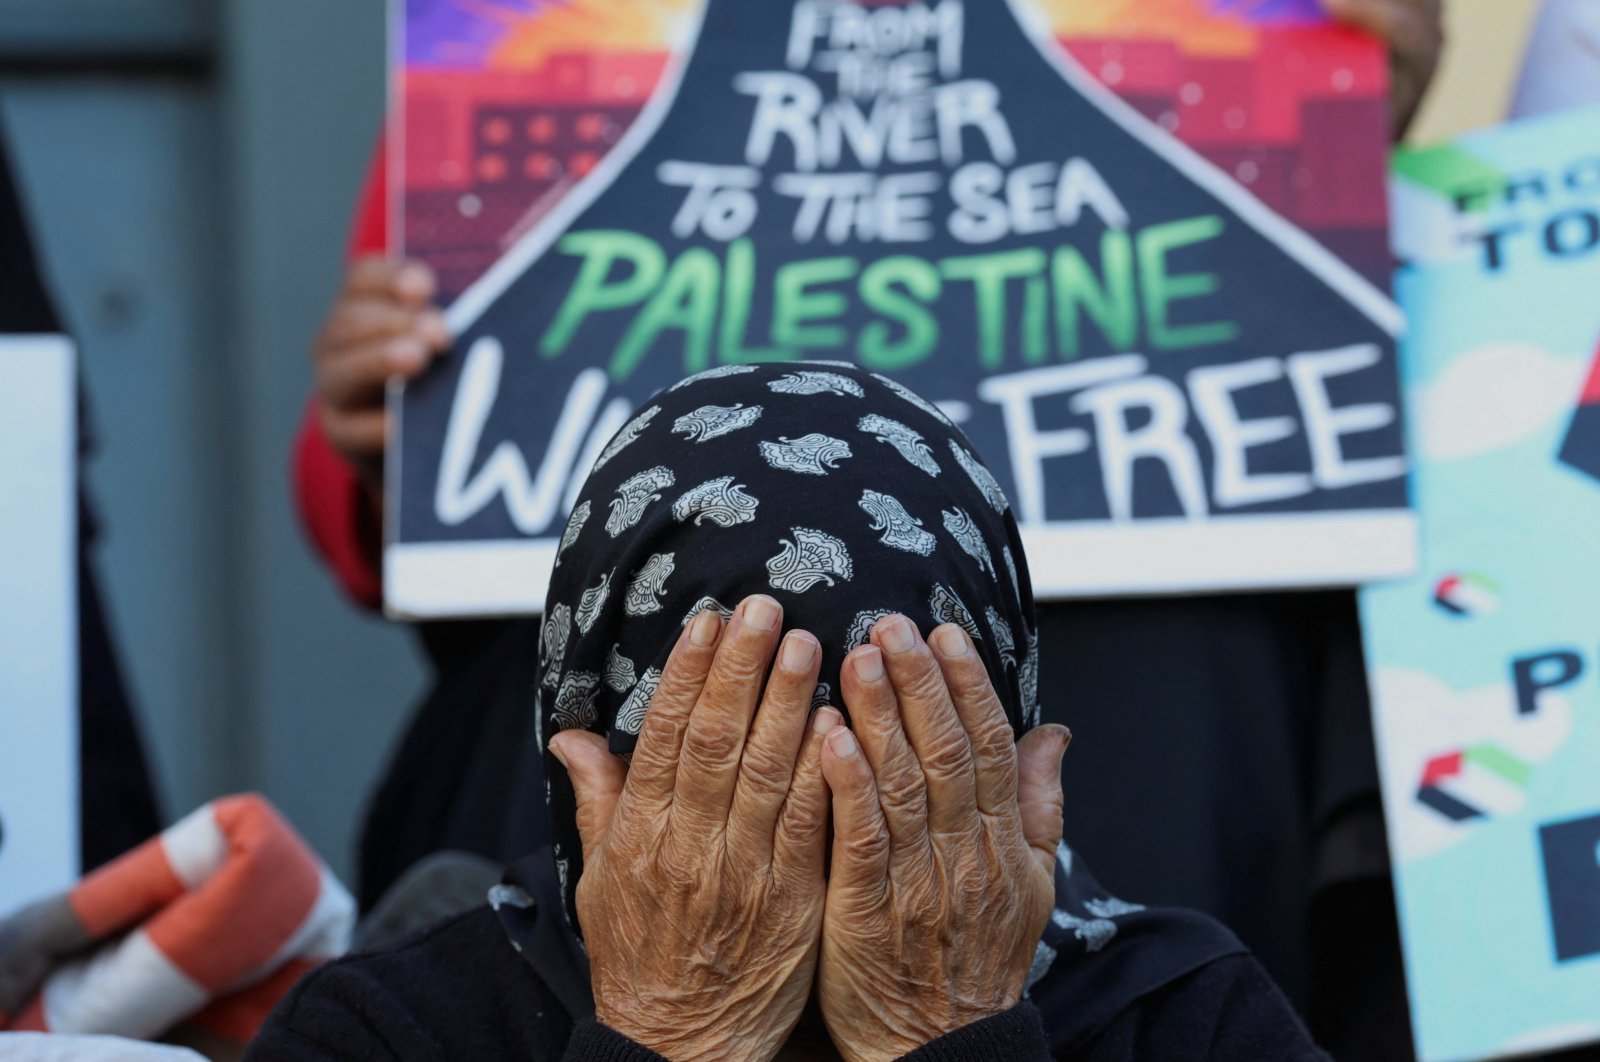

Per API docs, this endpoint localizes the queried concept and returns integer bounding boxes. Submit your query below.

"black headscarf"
[501,362,1246,1051]
[535,362,1038,913]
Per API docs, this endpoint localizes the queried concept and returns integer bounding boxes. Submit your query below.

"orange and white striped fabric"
[2,794,353,1045]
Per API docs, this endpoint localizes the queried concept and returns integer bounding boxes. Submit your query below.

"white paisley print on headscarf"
[844,608,895,651]
[624,553,676,616]
[603,646,637,693]
[759,433,852,475]
[575,570,612,634]
[857,413,940,476]
[551,671,601,731]
[668,364,756,390]
[986,606,1017,669]
[555,500,590,568]
[672,403,763,442]
[606,466,674,537]
[1053,896,1148,953]
[767,528,854,592]
[929,583,983,643]
[942,507,997,578]
[592,406,658,472]
[768,369,865,397]
[680,596,734,626]
[672,476,759,527]
[857,490,935,556]
[1020,627,1041,727]
[950,440,1009,513]
[614,666,662,735]
[539,604,571,690]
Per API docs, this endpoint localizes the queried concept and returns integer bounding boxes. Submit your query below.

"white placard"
[0,335,79,915]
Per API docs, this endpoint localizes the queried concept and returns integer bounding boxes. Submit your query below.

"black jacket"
[249,904,1326,1061]
[249,849,1327,1062]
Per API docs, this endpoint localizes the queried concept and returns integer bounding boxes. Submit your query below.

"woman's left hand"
[817,616,1070,1062]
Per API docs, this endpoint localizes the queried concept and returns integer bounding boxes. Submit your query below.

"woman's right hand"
[548,595,836,1062]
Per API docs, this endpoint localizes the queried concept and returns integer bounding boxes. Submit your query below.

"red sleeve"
[294,405,385,610]
[347,143,391,259]
[292,139,390,610]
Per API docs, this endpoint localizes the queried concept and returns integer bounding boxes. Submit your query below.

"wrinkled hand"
[311,257,450,492]
[548,596,836,1062]
[1323,0,1443,138]
[817,617,1069,1062]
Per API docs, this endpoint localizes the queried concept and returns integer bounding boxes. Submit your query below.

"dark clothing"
[1038,590,1379,998]
[484,837,1258,1060]
[250,862,1327,1062]
[0,119,161,871]
[357,619,545,911]
[1033,591,1406,1056]
[250,916,1315,1062]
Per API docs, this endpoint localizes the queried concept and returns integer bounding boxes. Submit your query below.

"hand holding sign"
[1321,0,1443,137]
[313,257,451,494]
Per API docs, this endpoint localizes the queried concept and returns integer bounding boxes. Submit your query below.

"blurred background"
[0,0,1546,882]
[0,0,415,883]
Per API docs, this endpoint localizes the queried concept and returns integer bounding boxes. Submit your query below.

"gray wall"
[1,0,427,883]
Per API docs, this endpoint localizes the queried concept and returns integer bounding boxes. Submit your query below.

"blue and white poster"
[1362,105,1600,1061]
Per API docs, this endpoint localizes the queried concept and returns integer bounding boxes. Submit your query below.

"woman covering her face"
[251,364,1325,1061]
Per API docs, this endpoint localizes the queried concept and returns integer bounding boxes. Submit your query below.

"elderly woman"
[250,364,1323,1060]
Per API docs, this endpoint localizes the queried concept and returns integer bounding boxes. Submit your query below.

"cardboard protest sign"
[0,335,79,916]
[388,0,1414,617]
[1361,106,1600,1061]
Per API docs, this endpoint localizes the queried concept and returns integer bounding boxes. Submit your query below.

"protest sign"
[1361,105,1600,1061]
[389,0,1413,617]
[0,335,79,916]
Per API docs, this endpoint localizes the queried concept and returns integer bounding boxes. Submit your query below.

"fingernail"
[743,594,780,632]
[781,632,815,672]
[829,728,859,758]
[548,737,570,769]
[419,309,448,338]
[387,337,425,369]
[931,624,970,658]
[877,615,915,654]
[813,706,842,735]
[1047,724,1072,756]
[853,646,885,683]
[397,262,435,294]
[689,608,721,647]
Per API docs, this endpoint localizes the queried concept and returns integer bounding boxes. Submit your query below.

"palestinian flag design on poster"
[1559,341,1600,484]
[1415,744,1531,823]
[388,0,1413,617]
